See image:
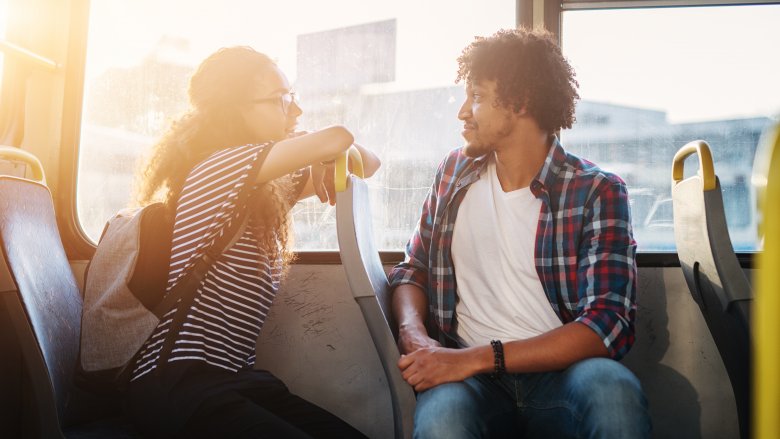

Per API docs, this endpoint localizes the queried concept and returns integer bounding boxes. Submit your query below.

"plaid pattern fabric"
[388,137,637,359]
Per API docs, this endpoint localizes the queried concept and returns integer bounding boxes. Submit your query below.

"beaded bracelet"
[490,340,506,378]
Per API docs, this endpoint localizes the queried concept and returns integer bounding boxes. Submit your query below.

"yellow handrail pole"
[335,146,365,193]
[755,125,780,439]
[0,40,59,72]
[0,146,46,184]
[672,140,716,191]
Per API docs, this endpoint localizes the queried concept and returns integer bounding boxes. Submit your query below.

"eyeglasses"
[249,91,298,115]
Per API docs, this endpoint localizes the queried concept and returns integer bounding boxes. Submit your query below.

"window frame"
[0,0,92,259]
[58,0,772,266]
[58,0,93,260]
[514,0,777,266]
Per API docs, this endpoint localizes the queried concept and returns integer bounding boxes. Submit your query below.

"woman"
[126,46,379,438]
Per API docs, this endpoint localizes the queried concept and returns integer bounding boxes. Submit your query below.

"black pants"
[179,372,364,439]
[127,364,365,438]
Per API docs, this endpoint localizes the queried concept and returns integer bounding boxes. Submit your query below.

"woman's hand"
[280,129,380,203]
[290,130,337,205]
[308,143,380,205]
[309,160,336,205]
[351,143,381,178]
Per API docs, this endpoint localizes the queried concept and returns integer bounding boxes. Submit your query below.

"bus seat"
[671,140,752,439]
[0,174,139,438]
[336,173,416,439]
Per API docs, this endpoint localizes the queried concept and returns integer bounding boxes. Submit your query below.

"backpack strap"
[150,214,248,319]
[112,214,250,391]
[152,142,275,319]
[153,142,276,373]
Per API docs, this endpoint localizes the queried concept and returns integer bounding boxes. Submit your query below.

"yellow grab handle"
[752,122,779,238]
[335,146,365,192]
[0,146,46,184]
[755,122,780,439]
[672,140,716,191]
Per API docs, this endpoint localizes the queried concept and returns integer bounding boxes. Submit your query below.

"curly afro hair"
[457,28,579,133]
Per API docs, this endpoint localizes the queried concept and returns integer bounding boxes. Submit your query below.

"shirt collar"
[531,135,566,196]
[456,135,565,195]
[454,151,490,190]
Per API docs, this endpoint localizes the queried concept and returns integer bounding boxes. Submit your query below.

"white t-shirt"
[452,155,562,347]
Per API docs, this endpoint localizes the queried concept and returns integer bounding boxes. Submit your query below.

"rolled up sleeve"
[574,181,637,360]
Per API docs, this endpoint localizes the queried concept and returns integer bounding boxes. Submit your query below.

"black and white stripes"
[132,143,281,380]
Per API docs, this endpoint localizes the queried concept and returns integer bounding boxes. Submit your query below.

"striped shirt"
[388,137,638,360]
[132,142,291,380]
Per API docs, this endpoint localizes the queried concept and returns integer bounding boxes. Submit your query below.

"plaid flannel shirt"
[388,137,637,360]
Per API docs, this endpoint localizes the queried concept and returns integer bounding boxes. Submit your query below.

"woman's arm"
[296,142,382,204]
[255,125,354,185]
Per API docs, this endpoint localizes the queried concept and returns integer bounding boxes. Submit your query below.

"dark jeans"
[127,365,365,439]
[179,372,365,438]
[414,358,651,439]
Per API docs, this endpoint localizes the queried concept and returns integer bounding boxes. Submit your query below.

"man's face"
[458,79,515,158]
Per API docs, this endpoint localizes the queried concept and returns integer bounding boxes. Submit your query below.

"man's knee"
[566,358,645,405]
[566,358,642,399]
[565,358,651,437]
[413,382,487,439]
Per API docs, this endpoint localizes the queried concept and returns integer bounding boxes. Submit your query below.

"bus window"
[76,0,514,249]
[0,0,8,91]
[560,4,780,252]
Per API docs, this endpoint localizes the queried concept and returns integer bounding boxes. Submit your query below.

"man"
[388,28,651,438]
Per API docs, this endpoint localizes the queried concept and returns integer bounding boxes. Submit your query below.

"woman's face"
[241,64,302,142]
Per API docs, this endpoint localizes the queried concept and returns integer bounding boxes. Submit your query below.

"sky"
[2,1,779,124]
[562,5,780,122]
[83,0,514,91]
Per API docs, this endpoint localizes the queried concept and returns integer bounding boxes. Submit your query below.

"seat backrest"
[753,121,780,439]
[671,140,752,439]
[0,175,81,439]
[336,174,416,439]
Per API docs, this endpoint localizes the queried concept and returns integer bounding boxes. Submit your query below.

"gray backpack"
[79,204,248,382]
[80,203,172,373]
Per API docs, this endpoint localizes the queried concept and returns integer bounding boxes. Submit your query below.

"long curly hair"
[456,28,579,133]
[134,46,295,270]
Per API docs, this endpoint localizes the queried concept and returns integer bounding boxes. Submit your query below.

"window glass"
[561,5,780,251]
[0,0,7,91]
[77,0,514,249]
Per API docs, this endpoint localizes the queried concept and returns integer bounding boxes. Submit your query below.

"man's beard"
[462,139,494,158]
[462,114,514,158]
